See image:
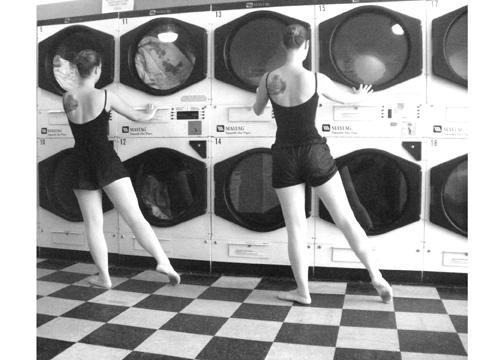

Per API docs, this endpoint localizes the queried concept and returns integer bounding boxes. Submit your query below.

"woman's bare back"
[63,88,107,125]
[266,66,316,107]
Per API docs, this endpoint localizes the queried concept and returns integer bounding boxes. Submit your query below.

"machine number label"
[215,11,222,17]
[120,138,127,145]
[431,139,438,147]
[318,4,326,11]
[215,138,222,145]
[39,139,46,145]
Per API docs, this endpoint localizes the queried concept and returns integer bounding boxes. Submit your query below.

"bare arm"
[253,73,269,115]
[107,91,157,122]
[318,73,373,105]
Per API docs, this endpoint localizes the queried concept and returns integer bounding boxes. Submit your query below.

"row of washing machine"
[37,0,468,275]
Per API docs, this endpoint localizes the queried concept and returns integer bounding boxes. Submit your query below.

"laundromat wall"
[37,0,468,284]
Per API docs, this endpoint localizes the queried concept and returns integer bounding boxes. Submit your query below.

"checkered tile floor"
[37,258,468,360]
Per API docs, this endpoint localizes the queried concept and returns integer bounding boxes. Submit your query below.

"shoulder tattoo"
[63,94,79,113]
[268,74,287,95]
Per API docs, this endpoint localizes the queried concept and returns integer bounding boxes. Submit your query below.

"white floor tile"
[37,258,46,263]
[265,342,335,360]
[135,330,212,358]
[132,270,172,282]
[285,307,342,326]
[37,317,103,342]
[73,276,128,288]
[343,294,395,312]
[180,299,241,318]
[392,285,440,299]
[459,333,468,353]
[442,300,468,316]
[401,352,468,360]
[37,297,84,316]
[216,318,282,342]
[154,283,207,298]
[395,312,456,332]
[37,268,56,279]
[212,276,262,289]
[37,281,68,296]
[244,290,293,306]
[308,281,347,295]
[336,326,400,352]
[109,307,176,329]
[61,263,98,275]
[52,343,130,360]
[89,290,148,307]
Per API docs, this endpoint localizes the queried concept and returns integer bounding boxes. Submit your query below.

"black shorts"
[271,139,338,189]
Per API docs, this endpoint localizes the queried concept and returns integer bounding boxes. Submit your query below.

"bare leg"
[275,183,311,305]
[103,177,180,285]
[74,189,112,289]
[315,172,392,303]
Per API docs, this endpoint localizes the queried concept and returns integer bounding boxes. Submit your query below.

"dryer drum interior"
[214,148,311,232]
[430,154,468,236]
[214,10,311,92]
[319,149,422,235]
[124,148,207,227]
[38,25,115,96]
[432,6,468,87]
[319,5,422,91]
[38,148,114,222]
[120,17,207,95]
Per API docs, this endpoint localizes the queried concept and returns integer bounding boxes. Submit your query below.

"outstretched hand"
[145,104,158,120]
[352,84,374,96]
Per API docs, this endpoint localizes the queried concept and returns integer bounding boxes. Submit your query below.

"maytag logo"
[433,125,442,133]
[216,125,225,132]
[122,126,129,133]
[245,2,254,7]
[322,124,330,132]
[41,128,47,134]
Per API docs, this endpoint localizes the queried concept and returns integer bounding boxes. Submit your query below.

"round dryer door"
[429,154,467,236]
[214,10,312,92]
[319,148,422,235]
[38,148,114,222]
[120,17,207,95]
[38,25,115,96]
[319,5,422,91]
[214,148,311,232]
[123,148,207,227]
[432,6,468,87]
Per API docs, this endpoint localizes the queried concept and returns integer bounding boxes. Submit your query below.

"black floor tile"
[134,295,193,312]
[37,259,76,270]
[196,337,271,360]
[180,273,219,286]
[37,314,56,328]
[38,271,89,284]
[394,298,447,314]
[161,313,227,336]
[293,293,345,308]
[81,323,155,350]
[37,337,73,360]
[62,302,128,322]
[124,352,190,360]
[109,266,145,278]
[232,303,291,322]
[345,282,377,296]
[398,330,467,355]
[340,309,396,329]
[49,285,107,301]
[114,279,166,294]
[198,287,252,302]
[333,348,401,360]
[437,286,468,300]
[255,278,297,291]
[450,315,468,333]
[275,323,339,347]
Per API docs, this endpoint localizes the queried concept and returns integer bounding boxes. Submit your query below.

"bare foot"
[372,277,393,303]
[156,263,181,285]
[88,275,112,289]
[277,289,311,305]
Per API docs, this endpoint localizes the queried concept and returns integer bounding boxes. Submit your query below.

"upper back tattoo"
[63,94,79,113]
[268,74,287,95]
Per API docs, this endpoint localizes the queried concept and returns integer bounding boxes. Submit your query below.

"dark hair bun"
[282,24,308,49]
[73,49,102,78]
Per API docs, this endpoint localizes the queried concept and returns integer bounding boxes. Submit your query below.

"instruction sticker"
[102,0,134,13]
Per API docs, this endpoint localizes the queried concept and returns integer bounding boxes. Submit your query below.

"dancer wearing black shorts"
[63,50,180,289]
[253,25,392,304]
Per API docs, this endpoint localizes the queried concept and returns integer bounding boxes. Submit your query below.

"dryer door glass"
[53,32,98,91]
[331,13,408,86]
[229,18,286,88]
[445,13,467,80]
[135,22,197,91]
[345,153,408,229]
[136,161,196,223]
[228,152,282,227]
[442,159,467,232]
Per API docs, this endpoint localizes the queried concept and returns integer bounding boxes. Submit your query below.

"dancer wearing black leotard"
[63,50,180,289]
[253,25,393,304]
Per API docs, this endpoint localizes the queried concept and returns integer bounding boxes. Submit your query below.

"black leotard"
[267,72,323,147]
[68,90,129,190]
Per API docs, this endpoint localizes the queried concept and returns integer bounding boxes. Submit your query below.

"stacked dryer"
[423,0,468,273]
[37,14,121,254]
[115,4,212,265]
[209,0,316,268]
[313,0,427,274]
